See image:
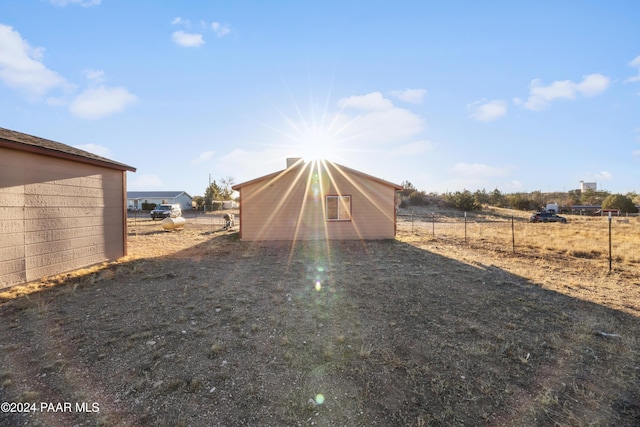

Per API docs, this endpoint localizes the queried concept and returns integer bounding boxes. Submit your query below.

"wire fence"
[398,212,640,270]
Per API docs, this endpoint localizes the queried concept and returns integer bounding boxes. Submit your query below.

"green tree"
[626,191,640,206]
[489,188,503,206]
[203,177,236,211]
[529,190,544,209]
[204,180,224,211]
[601,194,638,214]
[444,190,481,211]
[193,196,204,211]
[566,189,582,205]
[580,189,610,205]
[504,193,536,211]
[474,189,489,205]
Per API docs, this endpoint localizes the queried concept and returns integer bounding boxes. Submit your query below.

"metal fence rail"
[397,212,640,271]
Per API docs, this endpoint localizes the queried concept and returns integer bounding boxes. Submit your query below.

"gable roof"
[127,191,192,199]
[0,127,136,172]
[232,159,403,191]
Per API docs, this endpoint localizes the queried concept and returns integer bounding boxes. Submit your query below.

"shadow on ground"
[1,232,638,426]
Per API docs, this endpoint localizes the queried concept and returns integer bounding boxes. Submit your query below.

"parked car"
[529,212,567,223]
[150,204,182,220]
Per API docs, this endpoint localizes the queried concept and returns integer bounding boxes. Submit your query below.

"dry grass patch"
[0,212,638,426]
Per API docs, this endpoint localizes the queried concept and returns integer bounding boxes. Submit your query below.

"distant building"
[579,181,597,192]
[126,191,192,211]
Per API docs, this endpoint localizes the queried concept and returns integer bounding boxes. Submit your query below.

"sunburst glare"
[257,89,369,165]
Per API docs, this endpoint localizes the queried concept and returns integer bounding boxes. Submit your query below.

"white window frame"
[326,195,351,221]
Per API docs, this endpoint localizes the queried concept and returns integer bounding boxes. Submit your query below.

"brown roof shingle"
[0,127,136,172]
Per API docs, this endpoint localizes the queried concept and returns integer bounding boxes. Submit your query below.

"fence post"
[464,212,467,242]
[608,212,612,272]
[511,215,515,253]
[432,212,435,237]
[411,212,414,234]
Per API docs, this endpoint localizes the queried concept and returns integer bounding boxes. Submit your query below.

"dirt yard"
[0,211,639,426]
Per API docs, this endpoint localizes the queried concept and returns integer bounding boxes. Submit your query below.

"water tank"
[161,216,186,230]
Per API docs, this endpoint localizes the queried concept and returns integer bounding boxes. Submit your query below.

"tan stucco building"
[232,158,402,241]
[0,127,136,289]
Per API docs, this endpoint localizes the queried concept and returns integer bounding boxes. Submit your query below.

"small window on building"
[326,195,351,221]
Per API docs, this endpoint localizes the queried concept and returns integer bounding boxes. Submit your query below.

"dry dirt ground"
[1,211,639,426]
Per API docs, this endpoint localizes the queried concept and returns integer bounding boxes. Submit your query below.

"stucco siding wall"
[239,163,397,241]
[0,147,126,288]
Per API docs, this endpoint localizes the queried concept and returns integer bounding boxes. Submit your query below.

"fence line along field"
[399,206,640,267]
[0,207,638,426]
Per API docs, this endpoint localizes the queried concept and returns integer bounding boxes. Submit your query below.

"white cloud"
[505,180,524,191]
[171,17,191,27]
[392,140,434,156]
[594,171,613,180]
[624,55,640,83]
[0,25,135,119]
[128,174,164,190]
[83,68,105,84]
[211,22,231,37]
[216,148,293,183]
[467,99,507,122]
[451,163,513,177]
[343,108,424,145]
[520,73,610,111]
[171,18,230,44]
[172,30,205,47]
[314,94,425,147]
[577,74,610,97]
[337,92,394,111]
[0,24,72,98]
[73,143,112,158]
[442,164,518,192]
[389,88,427,104]
[192,150,215,165]
[633,150,640,157]
[49,0,101,7]
[70,86,137,119]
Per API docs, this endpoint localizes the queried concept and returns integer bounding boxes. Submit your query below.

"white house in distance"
[579,181,597,192]
[232,158,402,241]
[0,127,136,289]
[126,191,192,211]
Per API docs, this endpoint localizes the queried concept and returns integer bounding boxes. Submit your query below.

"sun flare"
[260,92,362,164]
[297,125,341,162]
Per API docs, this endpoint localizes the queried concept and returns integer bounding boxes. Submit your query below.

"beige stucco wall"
[0,147,126,288]
[237,162,398,241]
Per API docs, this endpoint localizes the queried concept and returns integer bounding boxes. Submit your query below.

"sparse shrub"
[409,191,428,206]
[569,249,602,259]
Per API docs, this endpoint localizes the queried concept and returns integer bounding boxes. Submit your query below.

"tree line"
[399,181,640,214]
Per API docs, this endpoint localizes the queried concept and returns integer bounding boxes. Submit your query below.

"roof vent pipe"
[286,157,303,168]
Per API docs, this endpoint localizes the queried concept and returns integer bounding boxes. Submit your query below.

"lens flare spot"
[315,281,322,291]
[315,394,325,405]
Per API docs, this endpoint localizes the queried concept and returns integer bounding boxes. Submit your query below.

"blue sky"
[1,0,639,197]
